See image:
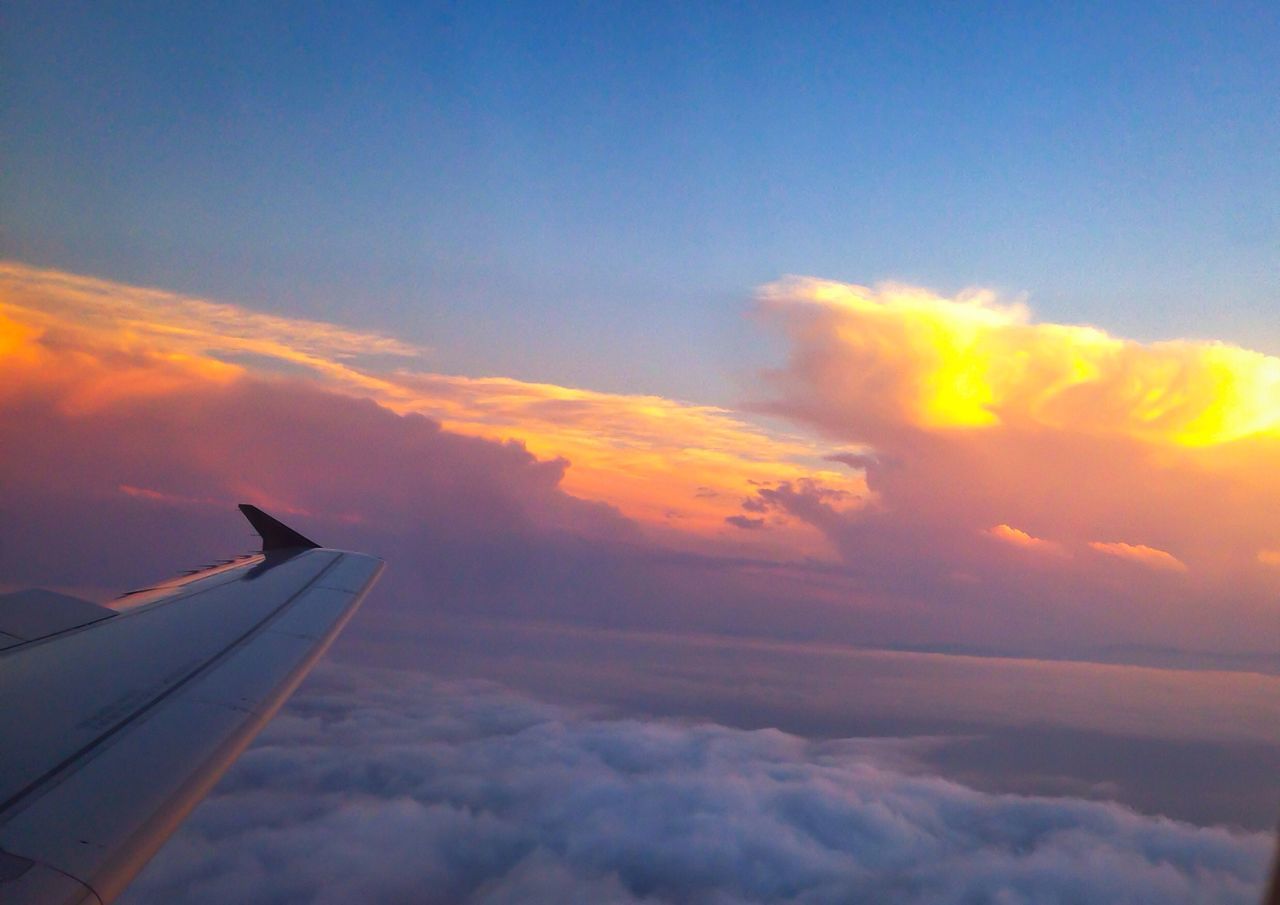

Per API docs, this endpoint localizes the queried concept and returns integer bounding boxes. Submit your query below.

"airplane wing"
[0,505,383,905]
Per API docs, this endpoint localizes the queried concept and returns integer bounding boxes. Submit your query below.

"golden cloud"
[1088,541,1189,573]
[986,524,1068,557]
[752,272,1280,632]
[11,261,1280,651]
[759,277,1280,446]
[388,372,863,537]
[0,262,419,383]
[0,262,861,556]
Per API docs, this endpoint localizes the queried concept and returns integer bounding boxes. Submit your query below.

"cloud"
[119,664,1270,905]
[9,263,1280,898]
[391,372,864,546]
[8,259,1280,660]
[0,265,883,648]
[0,262,420,400]
[987,524,1069,557]
[738,479,863,533]
[751,276,1280,654]
[824,450,887,471]
[1089,542,1189,573]
[758,277,1280,446]
[0,338,633,600]
[0,262,862,556]
[1258,550,1280,568]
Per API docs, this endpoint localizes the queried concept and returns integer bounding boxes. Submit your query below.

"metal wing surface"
[0,506,383,905]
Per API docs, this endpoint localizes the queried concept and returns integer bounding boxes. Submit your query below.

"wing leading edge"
[0,507,383,905]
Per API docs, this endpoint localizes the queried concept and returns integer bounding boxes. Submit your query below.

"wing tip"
[238,504,322,552]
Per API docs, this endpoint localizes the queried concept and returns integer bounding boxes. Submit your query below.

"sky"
[4,3,1280,903]
[5,1,1280,395]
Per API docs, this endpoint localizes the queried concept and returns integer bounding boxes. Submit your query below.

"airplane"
[0,505,382,905]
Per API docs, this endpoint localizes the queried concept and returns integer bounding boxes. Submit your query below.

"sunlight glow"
[763,278,1280,445]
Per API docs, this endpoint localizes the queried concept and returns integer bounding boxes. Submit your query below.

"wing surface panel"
[0,527,382,905]
[0,550,341,810]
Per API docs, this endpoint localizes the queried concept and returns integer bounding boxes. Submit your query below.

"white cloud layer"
[121,664,1270,905]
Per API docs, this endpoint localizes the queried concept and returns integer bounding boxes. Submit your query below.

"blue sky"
[4,1,1278,399]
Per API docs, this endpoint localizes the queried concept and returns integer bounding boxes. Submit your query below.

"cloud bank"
[0,262,860,555]
[7,259,1280,659]
[121,665,1270,905]
[8,262,1280,898]
[742,277,1280,653]
[0,262,877,654]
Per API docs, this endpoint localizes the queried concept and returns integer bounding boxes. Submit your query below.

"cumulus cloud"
[391,372,863,545]
[9,258,1280,664]
[1089,541,1189,573]
[0,300,636,600]
[0,264,887,647]
[120,664,1270,905]
[987,525,1069,557]
[750,276,1280,653]
[0,262,862,554]
[757,277,1280,446]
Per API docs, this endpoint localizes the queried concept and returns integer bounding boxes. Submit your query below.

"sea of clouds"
[122,664,1271,905]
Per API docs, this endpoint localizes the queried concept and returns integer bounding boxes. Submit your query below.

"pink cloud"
[986,524,1069,557]
[747,276,1280,652]
[1090,542,1187,576]
[1089,541,1189,573]
[7,262,1280,662]
[0,262,863,559]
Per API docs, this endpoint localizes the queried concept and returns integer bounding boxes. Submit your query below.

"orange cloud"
[759,277,1280,447]
[0,262,862,557]
[389,372,865,540]
[9,261,1280,656]
[1258,550,1280,568]
[986,524,1068,557]
[1087,541,1188,573]
[746,273,1280,656]
[758,276,1280,574]
[0,262,420,364]
[0,304,243,415]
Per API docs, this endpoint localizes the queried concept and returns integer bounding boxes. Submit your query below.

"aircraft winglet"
[238,504,321,552]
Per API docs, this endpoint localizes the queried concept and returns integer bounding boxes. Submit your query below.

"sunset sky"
[4,3,1280,903]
